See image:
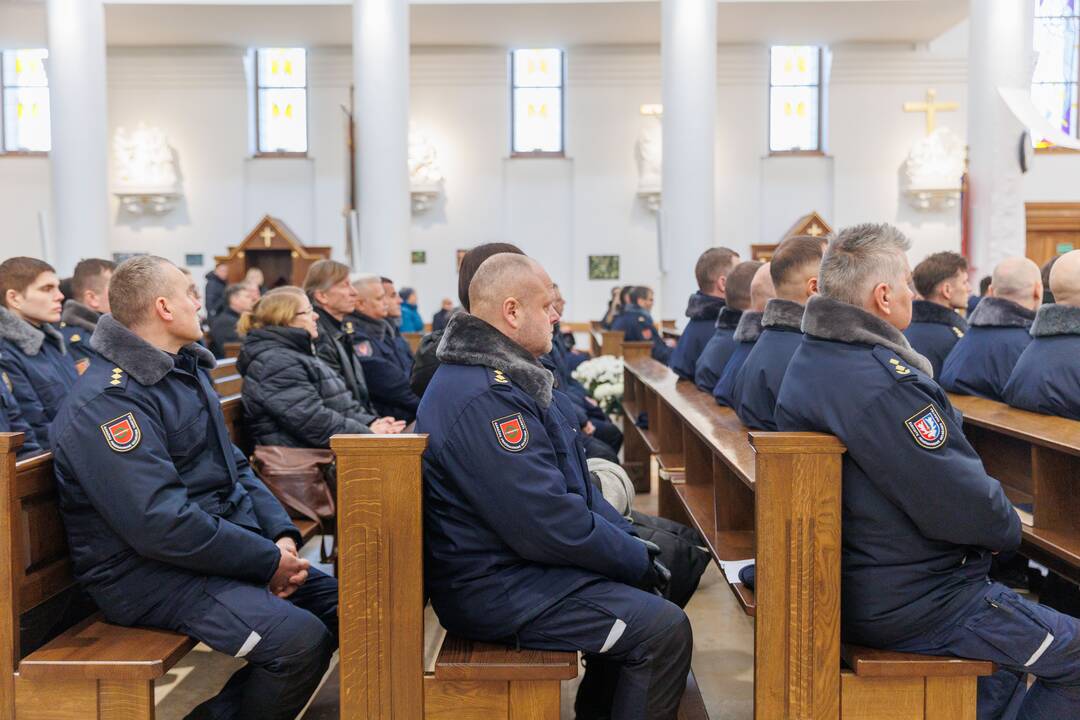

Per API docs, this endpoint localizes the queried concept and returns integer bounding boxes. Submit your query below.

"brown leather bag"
[251,446,336,562]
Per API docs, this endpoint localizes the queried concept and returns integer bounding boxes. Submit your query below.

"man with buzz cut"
[60,257,115,369]
[50,255,338,720]
[668,247,739,380]
[713,262,775,407]
[776,224,1080,718]
[693,261,759,392]
[903,251,970,379]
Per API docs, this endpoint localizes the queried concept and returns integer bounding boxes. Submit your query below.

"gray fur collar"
[1030,303,1080,338]
[715,305,742,330]
[61,300,101,333]
[0,305,64,356]
[90,314,216,386]
[733,311,764,343]
[761,299,805,331]
[802,295,933,377]
[911,299,968,332]
[348,312,388,341]
[968,297,1035,329]
[438,313,554,408]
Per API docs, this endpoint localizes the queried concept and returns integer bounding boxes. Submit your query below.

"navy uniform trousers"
[138,567,338,720]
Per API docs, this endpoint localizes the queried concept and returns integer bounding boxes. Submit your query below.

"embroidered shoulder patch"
[75,358,90,376]
[101,412,141,453]
[492,413,529,452]
[905,404,948,450]
[641,327,653,340]
[354,340,372,357]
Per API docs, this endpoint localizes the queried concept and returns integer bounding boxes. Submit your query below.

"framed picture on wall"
[588,255,620,280]
[411,251,427,265]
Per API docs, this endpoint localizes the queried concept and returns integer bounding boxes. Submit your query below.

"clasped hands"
[270,537,310,598]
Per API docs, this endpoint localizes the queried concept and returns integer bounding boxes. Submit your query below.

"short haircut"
[109,255,175,327]
[912,252,967,298]
[224,284,249,306]
[458,243,525,311]
[70,259,115,301]
[380,276,394,285]
[695,247,739,291]
[818,224,912,306]
[0,257,55,308]
[351,272,381,291]
[629,286,653,304]
[468,254,544,311]
[978,275,991,295]
[303,259,351,298]
[769,237,824,289]
[237,286,306,336]
[990,257,1041,302]
[725,261,763,311]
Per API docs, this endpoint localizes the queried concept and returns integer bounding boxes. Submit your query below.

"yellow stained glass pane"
[3,49,48,88]
[258,88,307,153]
[257,48,306,89]
[770,86,819,152]
[513,49,562,88]
[3,87,51,152]
[770,46,819,87]
[513,87,562,153]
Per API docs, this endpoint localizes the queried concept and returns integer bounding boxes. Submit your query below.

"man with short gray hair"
[775,224,1080,718]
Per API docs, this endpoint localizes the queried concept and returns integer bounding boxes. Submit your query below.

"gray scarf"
[1030,303,1080,338]
[0,305,65,356]
[761,299,805,331]
[90,314,216,385]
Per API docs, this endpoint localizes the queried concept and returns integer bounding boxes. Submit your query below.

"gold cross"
[807,223,823,237]
[903,89,959,137]
[259,227,276,247]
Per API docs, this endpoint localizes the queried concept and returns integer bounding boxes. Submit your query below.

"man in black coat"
[349,274,421,422]
[208,284,255,358]
[204,263,229,320]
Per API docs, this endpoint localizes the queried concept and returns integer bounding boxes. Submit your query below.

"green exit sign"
[1057,242,1074,254]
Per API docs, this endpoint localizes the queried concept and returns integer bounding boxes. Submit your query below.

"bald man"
[693,261,759,392]
[417,254,692,720]
[1004,250,1080,419]
[940,257,1042,401]
[714,262,776,407]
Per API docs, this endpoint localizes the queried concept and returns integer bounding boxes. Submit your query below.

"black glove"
[635,538,671,598]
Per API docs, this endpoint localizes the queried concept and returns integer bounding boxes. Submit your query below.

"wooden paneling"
[840,674,924,720]
[924,677,978,720]
[1025,202,1080,267]
[423,678,508,720]
[508,680,560,720]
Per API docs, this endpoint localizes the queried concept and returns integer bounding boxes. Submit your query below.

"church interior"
[0,0,1078,719]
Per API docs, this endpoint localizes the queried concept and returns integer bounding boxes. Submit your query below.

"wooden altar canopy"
[214,215,332,288]
[751,211,833,261]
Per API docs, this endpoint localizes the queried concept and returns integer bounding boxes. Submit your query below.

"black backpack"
[628,511,711,609]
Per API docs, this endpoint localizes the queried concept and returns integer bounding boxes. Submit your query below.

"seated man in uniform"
[0,257,79,449]
[51,256,337,720]
[776,224,1080,718]
[714,262,775,407]
[381,276,416,368]
[611,285,674,364]
[939,256,1041,401]
[418,253,692,720]
[693,261,757,391]
[903,251,969,378]
[1004,249,1080,419]
[60,258,115,369]
[669,247,739,380]
[209,283,256,358]
[732,237,822,429]
[349,273,421,423]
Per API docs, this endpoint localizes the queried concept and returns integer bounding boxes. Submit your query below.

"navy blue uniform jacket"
[50,315,300,626]
[417,314,647,640]
[60,299,105,371]
[901,300,967,379]
[732,299,804,430]
[939,297,1035,401]
[347,313,421,422]
[1003,303,1080,420]
[775,296,1021,647]
[692,306,742,391]
[668,292,726,380]
[612,305,671,364]
[0,367,41,457]
[713,311,763,407]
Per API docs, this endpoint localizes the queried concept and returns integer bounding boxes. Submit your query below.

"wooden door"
[1026,203,1080,267]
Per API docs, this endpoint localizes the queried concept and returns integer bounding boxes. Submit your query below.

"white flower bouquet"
[572,356,625,416]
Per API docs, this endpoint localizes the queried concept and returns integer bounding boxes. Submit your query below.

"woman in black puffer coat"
[238,286,405,447]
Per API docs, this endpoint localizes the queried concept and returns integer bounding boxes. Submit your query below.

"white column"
[353,0,411,283]
[660,0,716,323]
[46,0,109,274]
[967,0,1035,276]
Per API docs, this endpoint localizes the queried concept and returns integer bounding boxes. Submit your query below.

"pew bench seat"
[434,634,578,682]
[841,645,994,679]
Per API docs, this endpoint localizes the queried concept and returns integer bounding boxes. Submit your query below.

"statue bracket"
[114,190,182,216]
[903,186,960,212]
[411,182,443,215]
[637,186,661,214]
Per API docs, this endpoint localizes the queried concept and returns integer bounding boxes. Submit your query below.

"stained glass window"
[1032,0,1079,147]
[769,46,823,153]
[511,49,564,155]
[255,48,308,154]
[1,49,51,153]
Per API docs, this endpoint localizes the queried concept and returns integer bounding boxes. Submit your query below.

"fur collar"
[1030,303,1080,338]
[0,305,65,356]
[61,300,102,333]
[437,313,554,408]
[968,297,1035,329]
[715,305,742,330]
[348,312,389,341]
[911,299,968,332]
[685,292,725,322]
[761,299,805,332]
[90,314,216,386]
[802,295,933,377]
[733,311,764,343]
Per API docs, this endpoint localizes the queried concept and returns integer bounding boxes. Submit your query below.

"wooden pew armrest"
[18,614,196,682]
[434,633,578,682]
[841,644,995,678]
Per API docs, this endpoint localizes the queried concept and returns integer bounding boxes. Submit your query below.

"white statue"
[636,115,663,192]
[903,127,965,211]
[408,123,444,188]
[114,123,179,194]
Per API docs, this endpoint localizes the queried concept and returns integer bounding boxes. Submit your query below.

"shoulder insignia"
[354,340,372,357]
[344,321,355,334]
[75,358,90,376]
[107,367,128,389]
[1,372,11,393]
[905,404,948,450]
[100,412,141,452]
[872,347,918,382]
[952,327,965,338]
[70,333,81,343]
[489,368,510,385]
[492,412,529,452]
[59,321,67,328]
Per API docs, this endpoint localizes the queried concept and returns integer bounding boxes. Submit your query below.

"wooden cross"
[259,226,276,248]
[807,223,824,237]
[903,89,959,137]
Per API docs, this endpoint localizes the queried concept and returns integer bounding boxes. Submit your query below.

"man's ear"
[716,274,727,296]
[807,276,819,297]
[4,289,20,310]
[872,282,891,316]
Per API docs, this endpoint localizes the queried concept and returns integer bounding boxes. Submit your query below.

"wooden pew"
[223,341,242,359]
[624,357,992,720]
[585,323,653,360]
[948,393,1080,584]
[209,357,243,398]
[403,331,423,354]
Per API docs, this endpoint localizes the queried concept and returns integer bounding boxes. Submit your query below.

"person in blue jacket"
[59,258,115,370]
[381,277,417,369]
[418,253,691,720]
[668,247,739,380]
[0,257,80,449]
[348,274,422,423]
[714,262,775,407]
[776,223,1080,719]
[611,286,674,364]
[1004,250,1080,419]
[939,257,1041,401]
[398,286,425,333]
[49,256,337,720]
[733,236,823,429]
[903,252,969,379]
[967,274,991,316]
[694,261,760,391]
[0,364,41,458]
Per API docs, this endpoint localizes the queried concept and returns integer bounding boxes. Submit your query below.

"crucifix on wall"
[903,89,959,136]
